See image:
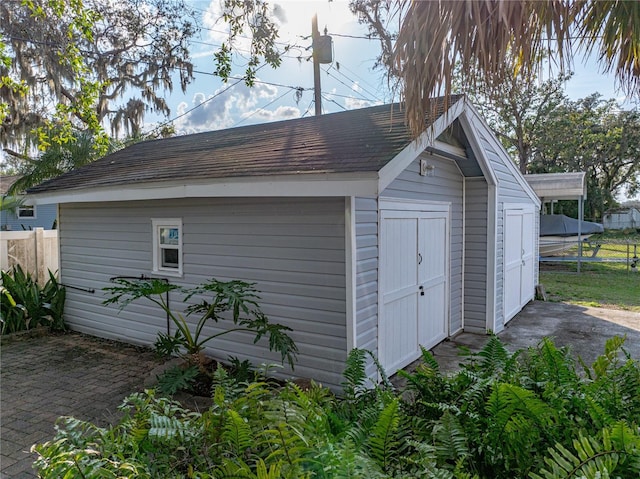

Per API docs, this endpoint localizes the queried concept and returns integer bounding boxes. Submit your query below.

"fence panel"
[0,228,59,283]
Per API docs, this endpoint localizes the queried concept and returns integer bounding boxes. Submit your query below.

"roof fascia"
[378,98,467,192]
[462,103,541,207]
[27,172,380,205]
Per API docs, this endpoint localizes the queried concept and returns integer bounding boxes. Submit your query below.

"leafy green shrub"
[0,265,66,334]
[31,337,640,478]
[104,277,298,369]
[399,336,640,478]
[156,364,200,396]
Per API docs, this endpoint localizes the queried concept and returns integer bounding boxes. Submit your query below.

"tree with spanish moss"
[0,0,198,154]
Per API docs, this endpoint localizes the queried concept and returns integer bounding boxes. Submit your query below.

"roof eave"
[378,96,467,192]
[27,171,381,205]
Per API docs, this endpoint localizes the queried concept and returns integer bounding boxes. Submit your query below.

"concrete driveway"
[431,301,640,372]
[2,301,640,478]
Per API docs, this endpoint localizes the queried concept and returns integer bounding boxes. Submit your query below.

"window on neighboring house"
[17,205,36,219]
[152,218,183,276]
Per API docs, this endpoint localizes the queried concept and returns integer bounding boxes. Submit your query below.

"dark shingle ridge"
[29,97,462,194]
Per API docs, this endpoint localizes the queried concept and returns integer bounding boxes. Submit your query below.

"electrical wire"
[142,64,266,137]
[232,87,299,127]
[300,97,315,118]
[321,93,347,111]
[327,63,382,102]
[336,61,383,97]
[321,65,378,103]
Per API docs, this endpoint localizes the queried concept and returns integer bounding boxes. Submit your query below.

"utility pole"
[311,15,333,116]
[312,14,322,116]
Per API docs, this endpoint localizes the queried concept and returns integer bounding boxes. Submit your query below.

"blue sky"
[143,0,631,138]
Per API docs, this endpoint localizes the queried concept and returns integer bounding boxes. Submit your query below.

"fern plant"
[366,397,402,474]
[530,422,640,479]
[32,336,640,479]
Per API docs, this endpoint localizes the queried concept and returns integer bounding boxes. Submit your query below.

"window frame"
[151,218,183,277]
[17,204,36,219]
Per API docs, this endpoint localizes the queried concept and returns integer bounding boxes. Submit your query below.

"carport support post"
[577,195,583,273]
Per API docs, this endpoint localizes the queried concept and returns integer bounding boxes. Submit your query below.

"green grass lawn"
[539,232,640,311]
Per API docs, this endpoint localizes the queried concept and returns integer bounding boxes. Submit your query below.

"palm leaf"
[393,0,638,138]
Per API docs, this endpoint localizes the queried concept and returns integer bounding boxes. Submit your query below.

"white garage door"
[379,201,450,375]
[504,205,535,323]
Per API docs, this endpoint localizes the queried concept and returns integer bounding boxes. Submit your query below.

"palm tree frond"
[575,0,640,97]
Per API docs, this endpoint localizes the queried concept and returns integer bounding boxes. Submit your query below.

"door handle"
[418,253,422,265]
[419,285,424,296]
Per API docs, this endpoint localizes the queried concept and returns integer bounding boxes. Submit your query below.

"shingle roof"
[28,97,461,194]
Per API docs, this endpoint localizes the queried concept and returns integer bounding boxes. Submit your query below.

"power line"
[337,61,383,97]
[321,65,378,103]
[322,90,375,102]
[321,93,348,111]
[189,38,306,59]
[189,70,376,103]
[328,32,378,40]
[326,63,382,102]
[142,65,266,137]
[232,88,299,127]
[300,97,315,118]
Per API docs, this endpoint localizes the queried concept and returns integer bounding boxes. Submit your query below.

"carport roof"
[524,172,587,201]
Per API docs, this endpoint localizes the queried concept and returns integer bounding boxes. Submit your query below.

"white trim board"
[344,196,357,352]
[29,173,380,205]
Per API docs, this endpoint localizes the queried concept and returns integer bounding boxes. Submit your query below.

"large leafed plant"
[103,277,298,370]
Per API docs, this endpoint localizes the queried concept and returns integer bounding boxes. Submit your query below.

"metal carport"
[524,172,588,272]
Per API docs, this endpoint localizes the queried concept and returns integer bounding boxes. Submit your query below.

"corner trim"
[345,196,357,352]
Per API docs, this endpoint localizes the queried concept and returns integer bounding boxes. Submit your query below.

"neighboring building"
[603,207,640,230]
[28,97,540,390]
[1,175,57,231]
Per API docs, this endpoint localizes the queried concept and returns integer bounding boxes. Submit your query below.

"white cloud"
[344,96,382,110]
[246,105,300,122]
[174,80,300,134]
[272,3,287,23]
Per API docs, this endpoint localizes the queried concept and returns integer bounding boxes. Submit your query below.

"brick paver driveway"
[1,332,161,478]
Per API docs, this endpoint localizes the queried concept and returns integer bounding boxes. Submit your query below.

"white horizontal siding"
[59,197,347,390]
[474,125,539,331]
[354,197,379,380]
[464,178,488,332]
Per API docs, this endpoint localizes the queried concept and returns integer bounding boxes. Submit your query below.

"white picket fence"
[0,228,59,283]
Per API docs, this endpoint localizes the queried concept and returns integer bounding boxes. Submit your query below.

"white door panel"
[504,206,536,323]
[418,215,448,348]
[380,205,450,374]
